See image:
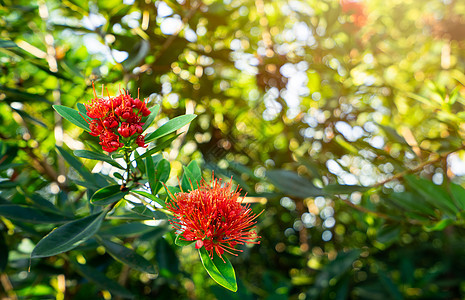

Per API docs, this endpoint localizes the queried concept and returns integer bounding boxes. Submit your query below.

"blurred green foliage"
[3,0,465,298]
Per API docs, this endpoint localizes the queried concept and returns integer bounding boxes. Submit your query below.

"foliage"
[2,0,465,299]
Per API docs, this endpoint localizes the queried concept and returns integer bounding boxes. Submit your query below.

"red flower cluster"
[83,85,151,152]
[166,178,261,259]
[341,0,367,28]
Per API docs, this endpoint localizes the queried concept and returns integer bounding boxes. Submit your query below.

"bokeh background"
[3,0,465,299]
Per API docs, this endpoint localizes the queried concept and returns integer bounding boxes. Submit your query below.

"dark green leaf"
[424,218,454,232]
[0,40,17,48]
[73,261,133,298]
[450,183,465,211]
[99,222,154,237]
[90,185,128,206]
[0,205,69,224]
[266,170,323,198]
[74,150,124,170]
[53,105,90,132]
[199,246,237,292]
[98,238,156,274]
[145,114,197,143]
[31,211,106,258]
[155,238,179,277]
[181,160,202,191]
[56,146,94,182]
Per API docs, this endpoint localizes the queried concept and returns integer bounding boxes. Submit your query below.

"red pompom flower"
[81,84,151,152]
[166,178,261,259]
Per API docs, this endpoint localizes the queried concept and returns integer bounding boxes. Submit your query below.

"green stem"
[124,150,131,187]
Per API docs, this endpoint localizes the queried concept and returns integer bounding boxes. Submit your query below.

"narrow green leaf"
[181,160,202,191]
[266,170,323,198]
[98,237,156,274]
[137,134,180,160]
[145,114,197,143]
[56,146,94,182]
[450,183,465,211]
[199,247,237,292]
[73,261,133,298]
[424,218,454,232]
[154,159,170,194]
[323,184,369,195]
[31,211,106,258]
[0,40,17,48]
[405,175,458,216]
[90,185,128,206]
[142,104,160,131]
[132,190,166,207]
[74,150,124,170]
[0,205,69,224]
[53,105,90,132]
[99,223,154,237]
[145,155,156,194]
[175,234,194,247]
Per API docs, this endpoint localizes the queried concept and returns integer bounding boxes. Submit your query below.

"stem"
[123,150,131,188]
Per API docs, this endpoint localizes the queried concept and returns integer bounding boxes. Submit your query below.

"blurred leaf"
[145,114,197,143]
[53,105,91,132]
[266,170,323,198]
[0,40,17,48]
[450,183,465,211]
[0,85,51,104]
[323,184,369,195]
[0,232,8,272]
[74,150,124,170]
[99,222,154,237]
[378,270,403,300]
[155,238,179,278]
[90,185,128,206]
[98,237,156,274]
[31,211,106,258]
[424,218,454,232]
[123,40,150,70]
[73,261,133,299]
[0,205,69,224]
[199,246,237,292]
[404,175,458,216]
[11,108,47,128]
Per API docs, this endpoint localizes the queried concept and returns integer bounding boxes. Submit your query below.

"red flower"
[81,84,151,152]
[341,0,367,28]
[166,178,261,259]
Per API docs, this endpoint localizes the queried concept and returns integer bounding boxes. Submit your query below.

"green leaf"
[132,190,166,208]
[74,150,124,170]
[181,160,202,191]
[90,185,128,206]
[266,170,323,198]
[199,247,237,292]
[72,261,133,299]
[154,159,171,194]
[145,114,197,143]
[323,184,369,195]
[31,211,106,258]
[424,218,454,232]
[53,105,90,132]
[0,40,17,48]
[99,223,154,237]
[137,134,180,160]
[404,175,458,216]
[450,183,465,211]
[142,104,160,131]
[0,205,69,224]
[56,146,94,182]
[98,237,156,274]
[175,234,194,247]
